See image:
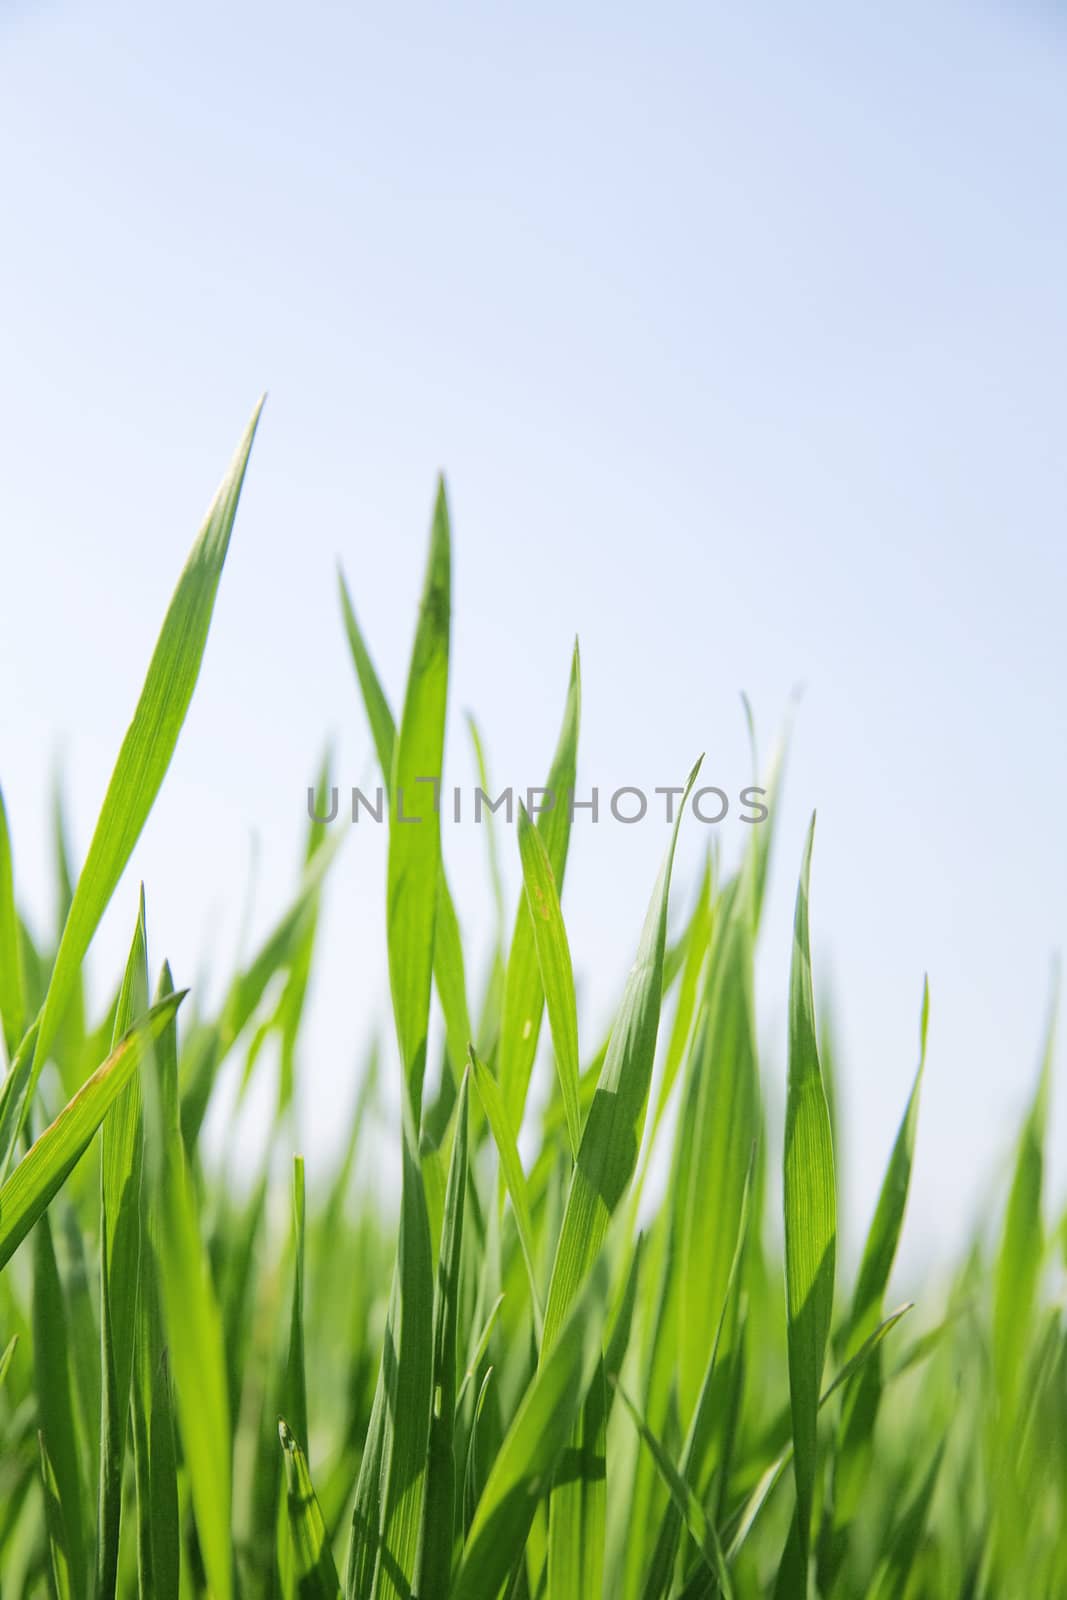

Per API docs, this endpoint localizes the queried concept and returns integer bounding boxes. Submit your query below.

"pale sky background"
[1,1,1065,1270]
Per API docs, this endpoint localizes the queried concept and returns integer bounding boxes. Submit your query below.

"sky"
[1,0,1065,1270]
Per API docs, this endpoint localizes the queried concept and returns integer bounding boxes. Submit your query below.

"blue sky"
[1,1,1065,1265]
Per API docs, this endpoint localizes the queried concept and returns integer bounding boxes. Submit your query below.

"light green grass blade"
[0,1020,41,1186]
[0,1331,17,1385]
[339,564,470,1088]
[470,1047,544,1340]
[279,1419,342,1600]
[540,758,701,1357]
[0,787,25,1060]
[782,814,836,1573]
[500,644,581,1136]
[517,803,582,1159]
[278,1157,310,1595]
[678,867,759,1429]
[451,1255,610,1600]
[0,993,184,1271]
[23,402,262,1132]
[97,892,149,1600]
[414,1070,470,1600]
[145,967,233,1600]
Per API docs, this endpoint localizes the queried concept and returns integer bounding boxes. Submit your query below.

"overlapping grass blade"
[451,1255,611,1600]
[499,644,581,1136]
[469,1047,544,1339]
[33,1212,87,1600]
[0,787,25,1060]
[0,992,184,1271]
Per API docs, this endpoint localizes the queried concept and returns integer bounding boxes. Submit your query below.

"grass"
[0,403,1064,1598]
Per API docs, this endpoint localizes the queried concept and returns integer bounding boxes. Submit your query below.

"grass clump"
[0,405,1064,1598]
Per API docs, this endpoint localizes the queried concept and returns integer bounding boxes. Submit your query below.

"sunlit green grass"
[0,405,1063,1598]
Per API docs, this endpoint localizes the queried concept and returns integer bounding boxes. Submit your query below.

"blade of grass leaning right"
[0,401,262,1165]
[517,803,582,1160]
[469,1047,544,1340]
[779,814,836,1592]
[818,979,929,1593]
[346,482,450,1600]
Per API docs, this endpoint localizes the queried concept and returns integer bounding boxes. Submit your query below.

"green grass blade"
[26,402,262,1123]
[415,1070,470,1600]
[782,814,836,1572]
[97,893,149,1600]
[38,1430,74,1600]
[517,803,582,1159]
[385,478,451,1125]
[0,787,25,1060]
[499,644,581,1136]
[0,993,184,1271]
[451,1255,610,1600]
[0,1020,42,1186]
[541,758,701,1356]
[613,1380,734,1600]
[145,968,233,1600]
[33,1212,87,1600]
[470,1047,544,1341]
[279,1419,343,1600]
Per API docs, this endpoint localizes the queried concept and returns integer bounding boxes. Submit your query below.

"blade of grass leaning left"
[346,480,450,1600]
[0,398,263,1173]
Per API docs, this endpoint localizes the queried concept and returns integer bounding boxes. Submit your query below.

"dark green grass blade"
[782,815,836,1572]
[414,1070,470,1600]
[499,644,581,1136]
[0,993,184,1270]
[18,403,262,1139]
[451,1255,610,1600]
[0,787,25,1060]
[280,1420,343,1599]
[97,893,149,1600]
[33,1212,87,1600]
[38,1430,74,1600]
[517,803,582,1159]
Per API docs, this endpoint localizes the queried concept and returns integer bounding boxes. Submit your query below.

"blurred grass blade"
[470,1047,544,1340]
[451,1255,610,1600]
[415,1070,470,1600]
[0,1331,17,1385]
[279,1419,342,1600]
[0,992,184,1271]
[782,814,835,1572]
[278,1157,310,1593]
[517,803,582,1159]
[500,644,581,1135]
[0,786,25,1059]
[23,402,262,1132]
[0,1020,41,1186]
[97,893,149,1599]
